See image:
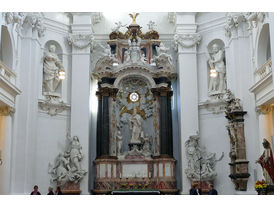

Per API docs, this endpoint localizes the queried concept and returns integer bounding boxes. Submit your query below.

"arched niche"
[257,23,271,68]
[206,39,226,96]
[0,26,13,69]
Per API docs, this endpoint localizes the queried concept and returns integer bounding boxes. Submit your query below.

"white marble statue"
[116,130,123,155]
[129,107,143,144]
[185,134,223,181]
[207,44,226,95]
[43,44,64,95]
[112,21,127,32]
[147,20,156,31]
[155,42,173,65]
[48,131,87,186]
[123,50,130,63]
[128,37,142,63]
[142,134,151,156]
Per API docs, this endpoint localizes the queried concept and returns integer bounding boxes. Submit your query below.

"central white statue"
[43,44,64,95]
[129,107,142,144]
[207,43,226,94]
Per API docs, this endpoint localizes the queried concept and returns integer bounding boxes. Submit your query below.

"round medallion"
[129,92,139,102]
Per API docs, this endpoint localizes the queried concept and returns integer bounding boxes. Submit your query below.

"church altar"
[92,13,177,194]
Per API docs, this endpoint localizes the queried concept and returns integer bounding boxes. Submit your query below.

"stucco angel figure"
[112,21,127,32]
[147,20,156,31]
[207,44,226,94]
[43,44,64,94]
[129,107,143,144]
[155,42,173,65]
[256,139,274,185]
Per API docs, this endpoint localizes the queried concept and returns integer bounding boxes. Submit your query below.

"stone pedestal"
[62,182,81,195]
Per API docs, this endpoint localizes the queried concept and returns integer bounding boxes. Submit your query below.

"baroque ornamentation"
[244,12,265,30]
[48,131,87,186]
[112,21,127,32]
[67,33,95,49]
[4,12,46,37]
[147,21,157,31]
[173,33,202,50]
[38,96,70,116]
[185,134,224,182]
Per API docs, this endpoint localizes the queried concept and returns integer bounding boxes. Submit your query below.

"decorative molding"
[173,33,202,51]
[38,96,70,116]
[4,12,46,37]
[67,33,95,49]
[0,106,14,116]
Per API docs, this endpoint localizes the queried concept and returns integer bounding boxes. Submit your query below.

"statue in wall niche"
[256,139,274,185]
[207,44,226,95]
[116,130,123,156]
[43,44,64,95]
[129,107,143,144]
[48,132,87,186]
[185,134,224,181]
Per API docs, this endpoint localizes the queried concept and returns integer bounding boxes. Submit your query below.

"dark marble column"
[152,86,173,157]
[96,91,102,158]
[96,85,118,159]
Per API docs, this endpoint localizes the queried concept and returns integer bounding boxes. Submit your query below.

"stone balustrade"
[0,61,16,85]
[254,58,272,83]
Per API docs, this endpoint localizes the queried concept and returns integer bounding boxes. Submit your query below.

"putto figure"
[256,139,274,185]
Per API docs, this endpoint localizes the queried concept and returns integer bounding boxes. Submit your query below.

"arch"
[257,23,271,68]
[113,69,156,88]
[0,25,13,69]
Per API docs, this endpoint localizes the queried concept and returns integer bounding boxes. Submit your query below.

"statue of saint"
[207,44,226,94]
[43,44,64,94]
[256,139,274,185]
[129,107,142,144]
[66,134,83,172]
[116,130,123,155]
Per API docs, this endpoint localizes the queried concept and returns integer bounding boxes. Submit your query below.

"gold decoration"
[129,12,139,24]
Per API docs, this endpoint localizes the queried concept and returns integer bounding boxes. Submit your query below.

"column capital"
[0,106,14,116]
[151,87,173,97]
[256,105,272,115]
